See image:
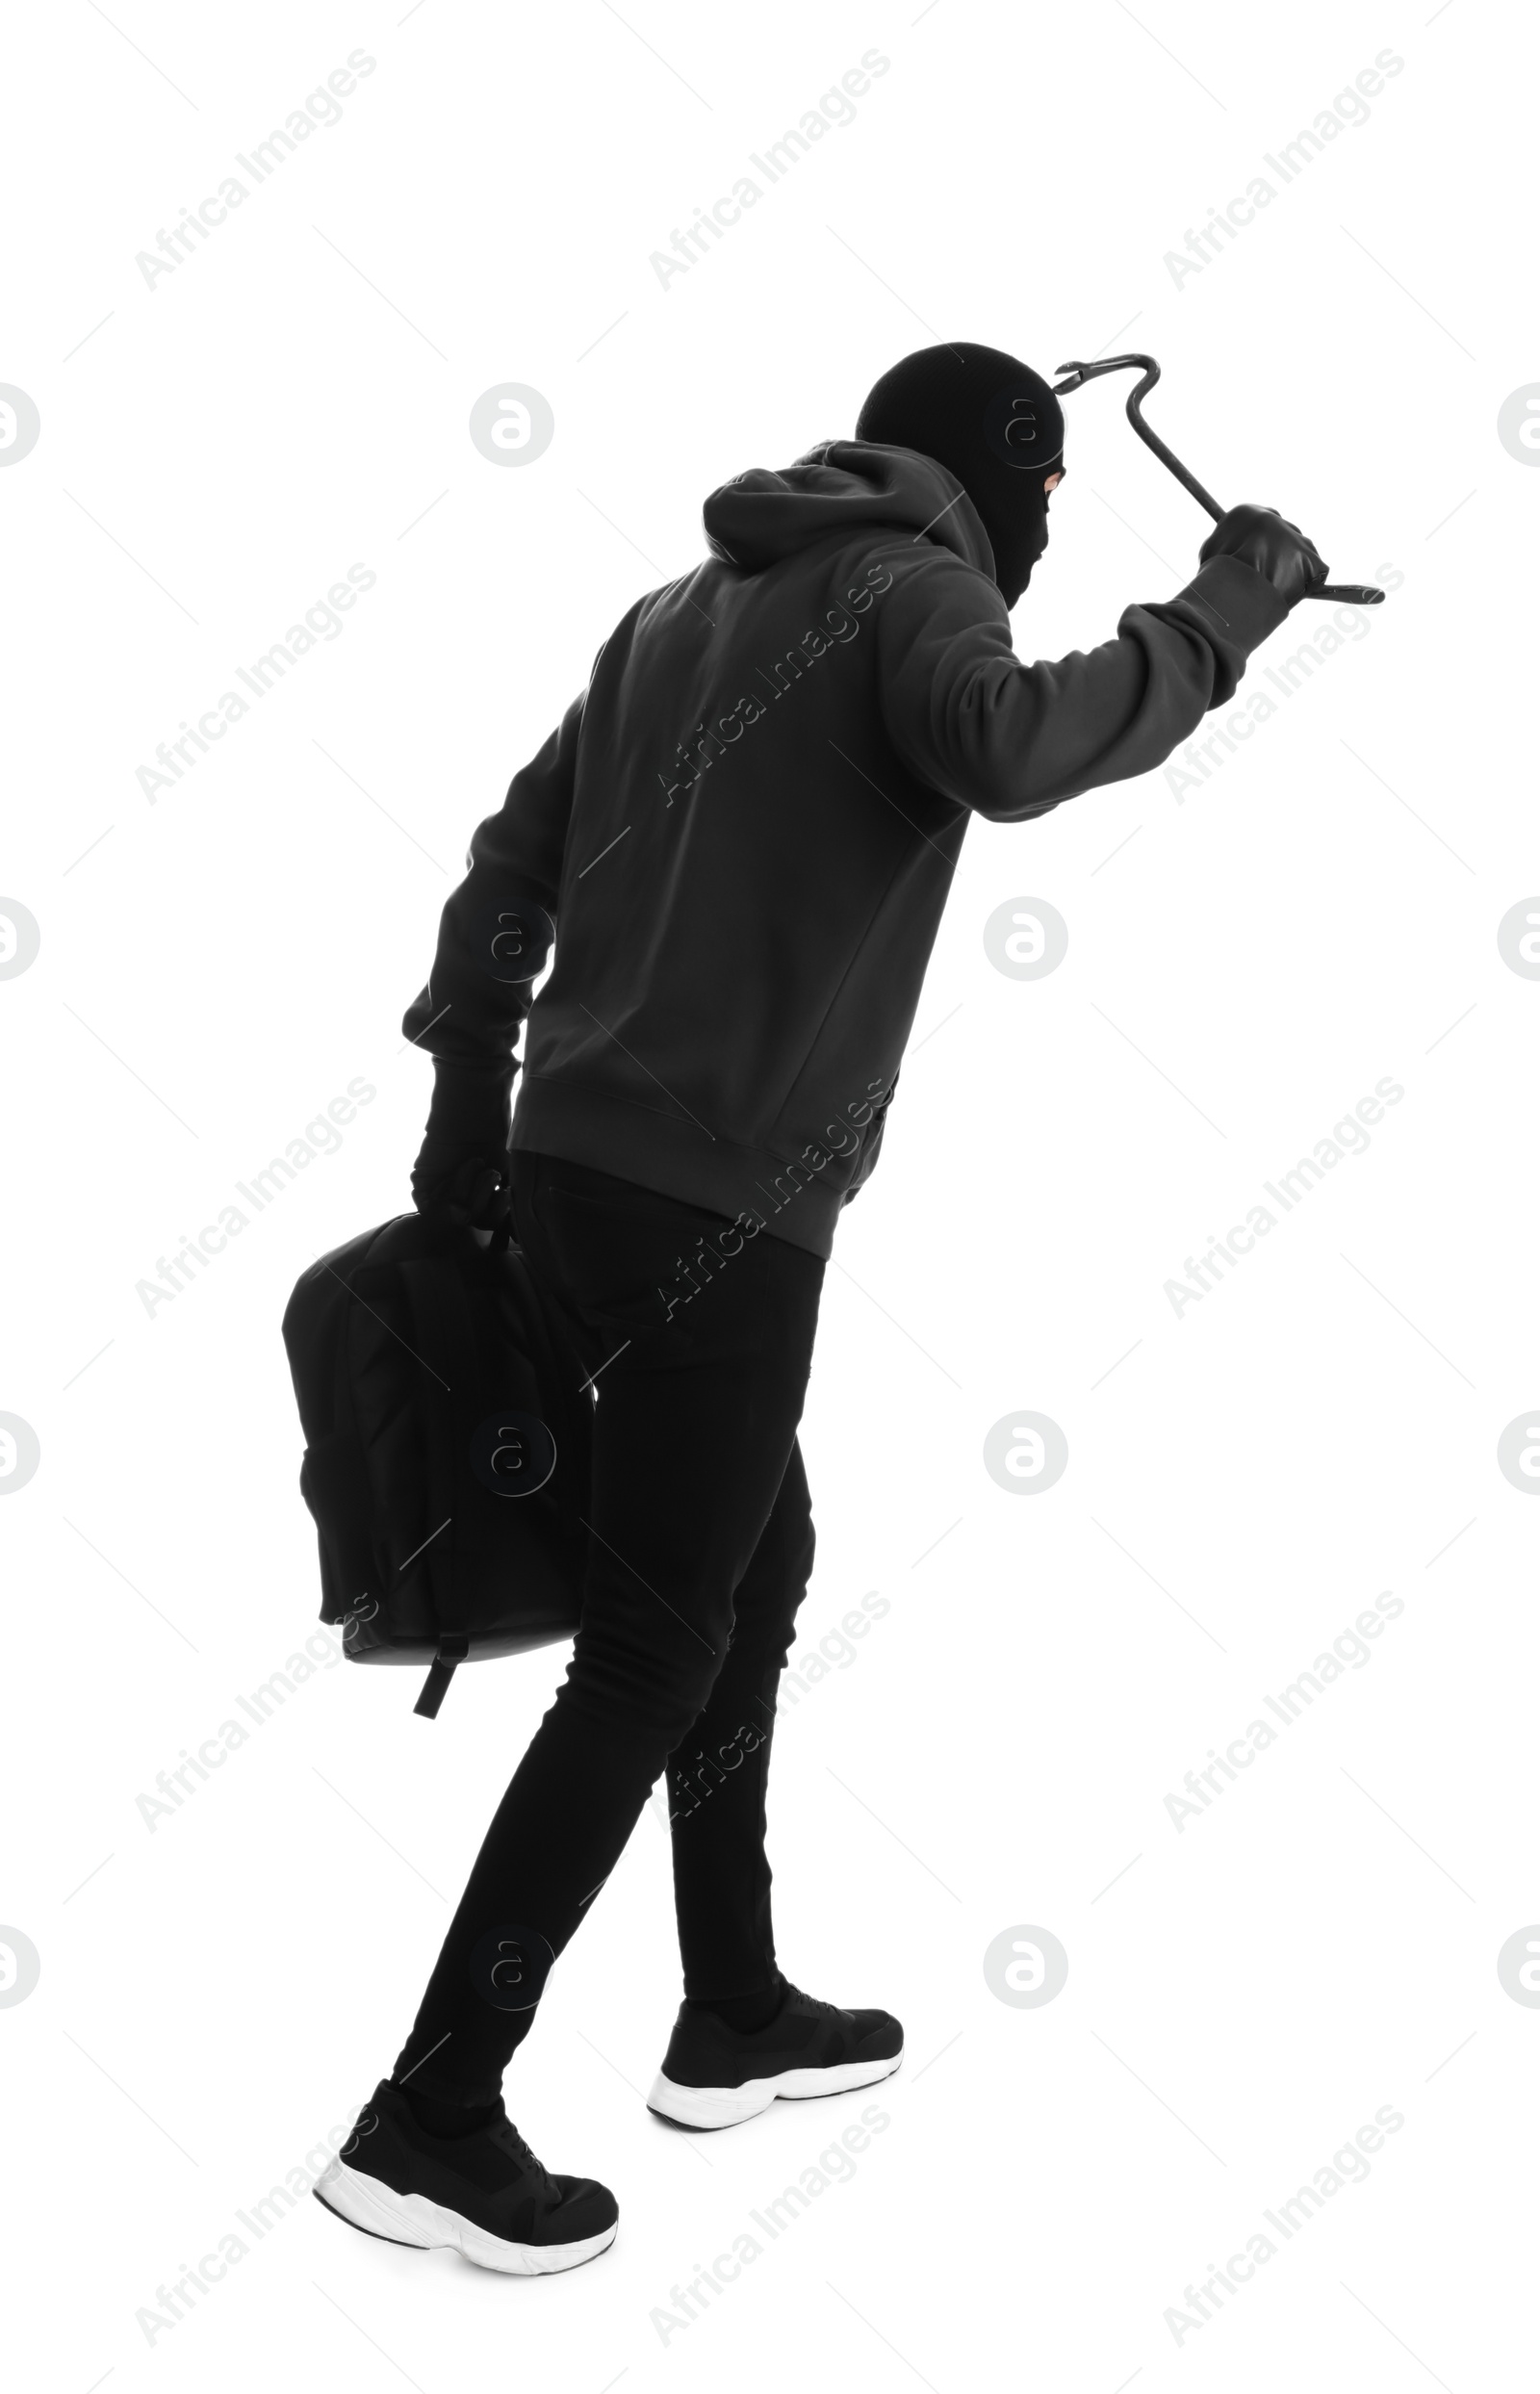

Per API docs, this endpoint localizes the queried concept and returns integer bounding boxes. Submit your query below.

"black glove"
[1199,504,1328,607]
[410,1056,514,1235]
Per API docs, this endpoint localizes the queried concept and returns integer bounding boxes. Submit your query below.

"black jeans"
[393,1150,826,2104]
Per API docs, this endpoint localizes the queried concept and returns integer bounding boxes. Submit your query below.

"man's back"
[405,431,1287,1252]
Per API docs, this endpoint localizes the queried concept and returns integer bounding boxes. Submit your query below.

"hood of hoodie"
[702,438,998,586]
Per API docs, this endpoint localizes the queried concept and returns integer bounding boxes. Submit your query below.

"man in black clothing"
[316,344,1326,2274]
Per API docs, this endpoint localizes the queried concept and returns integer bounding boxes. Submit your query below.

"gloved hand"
[410,1057,514,1237]
[418,1153,512,1242]
[1199,504,1328,607]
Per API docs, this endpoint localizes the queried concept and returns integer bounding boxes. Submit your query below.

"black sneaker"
[648,1982,903,2129]
[314,2079,618,2275]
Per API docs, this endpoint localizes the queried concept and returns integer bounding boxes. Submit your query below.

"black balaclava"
[855,343,1065,605]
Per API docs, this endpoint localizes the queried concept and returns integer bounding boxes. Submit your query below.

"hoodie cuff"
[1171,553,1293,656]
[427,1052,514,1139]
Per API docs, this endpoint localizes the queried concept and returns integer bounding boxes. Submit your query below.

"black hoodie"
[403,439,1290,1258]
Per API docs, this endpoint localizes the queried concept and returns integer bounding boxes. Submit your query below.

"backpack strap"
[412,1633,470,1719]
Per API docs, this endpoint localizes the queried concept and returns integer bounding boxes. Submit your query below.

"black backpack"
[281,1213,590,1717]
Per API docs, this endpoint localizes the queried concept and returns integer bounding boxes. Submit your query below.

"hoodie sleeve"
[874,549,1291,822]
[401,687,583,1171]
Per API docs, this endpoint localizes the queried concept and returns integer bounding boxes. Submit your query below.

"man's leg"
[664,1439,814,2005]
[391,1155,824,2107]
[645,1430,903,2129]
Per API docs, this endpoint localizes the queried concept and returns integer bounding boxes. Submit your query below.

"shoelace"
[489,2114,557,2194]
[781,1983,846,2023]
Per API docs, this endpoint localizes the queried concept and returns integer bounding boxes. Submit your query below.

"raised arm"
[875,549,1292,823]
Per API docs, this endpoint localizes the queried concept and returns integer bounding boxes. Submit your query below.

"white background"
[3,1,1536,2387]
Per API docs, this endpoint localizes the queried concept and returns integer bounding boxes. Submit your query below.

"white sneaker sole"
[313,2154,617,2276]
[647,2047,902,2130]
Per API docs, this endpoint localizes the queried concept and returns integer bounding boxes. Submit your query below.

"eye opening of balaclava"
[855,342,1065,606]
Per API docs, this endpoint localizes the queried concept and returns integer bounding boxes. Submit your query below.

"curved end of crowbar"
[1050,354,1160,396]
